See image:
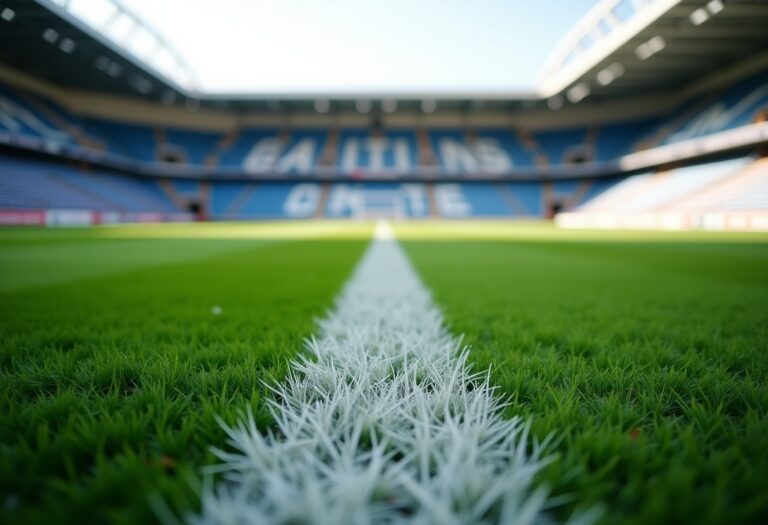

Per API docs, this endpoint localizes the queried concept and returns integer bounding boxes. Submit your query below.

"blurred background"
[0,0,767,230]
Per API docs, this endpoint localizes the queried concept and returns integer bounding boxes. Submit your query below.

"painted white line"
[191,223,573,524]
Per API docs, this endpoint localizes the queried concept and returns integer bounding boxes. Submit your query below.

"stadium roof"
[1,0,767,113]
[539,0,768,104]
[0,0,196,102]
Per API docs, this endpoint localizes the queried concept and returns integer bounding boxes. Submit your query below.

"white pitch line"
[190,222,579,525]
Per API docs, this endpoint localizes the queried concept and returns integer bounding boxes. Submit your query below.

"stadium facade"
[0,0,767,229]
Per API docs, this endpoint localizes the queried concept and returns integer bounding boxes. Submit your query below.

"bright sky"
[121,0,598,95]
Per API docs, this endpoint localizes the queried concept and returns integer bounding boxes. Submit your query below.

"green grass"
[402,227,768,525]
[0,224,368,524]
[2,220,768,525]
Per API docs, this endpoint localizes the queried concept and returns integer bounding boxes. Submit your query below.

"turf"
[2,221,768,525]
[0,224,368,524]
[402,228,768,525]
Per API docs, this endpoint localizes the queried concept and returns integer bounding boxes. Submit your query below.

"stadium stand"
[671,157,768,213]
[164,129,221,165]
[576,158,748,213]
[0,87,73,146]
[534,128,588,165]
[662,74,768,145]
[0,157,108,210]
[1,0,767,230]
[0,155,191,224]
[557,156,768,230]
[1,70,766,176]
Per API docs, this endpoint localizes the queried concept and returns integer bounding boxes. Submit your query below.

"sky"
[117,0,598,95]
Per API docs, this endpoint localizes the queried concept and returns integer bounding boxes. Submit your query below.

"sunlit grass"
[393,219,768,242]
[0,228,367,524]
[2,220,767,524]
[94,220,375,240]
[405,238,768,525]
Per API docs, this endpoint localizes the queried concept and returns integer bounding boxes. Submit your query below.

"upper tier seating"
[0,85,73,145]
[1,71,766,175]
[636,72,768,149]
[82,120,156,162]
[164,129,222,165]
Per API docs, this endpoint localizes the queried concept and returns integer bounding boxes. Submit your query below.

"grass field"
[0,224,369,524]
[1,221,767,524]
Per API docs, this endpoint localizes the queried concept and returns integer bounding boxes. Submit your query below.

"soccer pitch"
[1,221,767,524]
